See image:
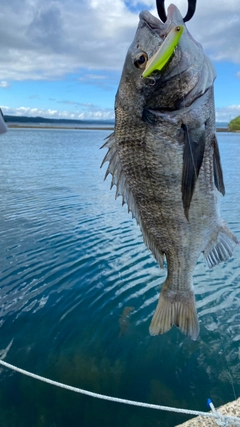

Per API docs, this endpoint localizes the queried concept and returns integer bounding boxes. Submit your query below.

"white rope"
[0,360,240,426]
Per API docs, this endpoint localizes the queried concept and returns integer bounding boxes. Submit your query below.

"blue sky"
[0,0,240,122]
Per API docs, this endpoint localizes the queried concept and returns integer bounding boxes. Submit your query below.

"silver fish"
[101,4,238,340]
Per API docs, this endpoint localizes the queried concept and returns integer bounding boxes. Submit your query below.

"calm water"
[0,128,240,427]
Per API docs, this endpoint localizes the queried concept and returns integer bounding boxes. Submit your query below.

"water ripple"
[0,129,240,426]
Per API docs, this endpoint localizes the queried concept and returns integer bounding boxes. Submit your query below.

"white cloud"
[216,105,240,122]
[0,0,137,80]
[2,103,240,123]
[0,0,239,122]
[183,1,240,63]
[1,105,115,120]
[0,81,10,88]
[0,0,239,82]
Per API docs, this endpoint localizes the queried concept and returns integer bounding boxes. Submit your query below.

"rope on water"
[0,359,239,426]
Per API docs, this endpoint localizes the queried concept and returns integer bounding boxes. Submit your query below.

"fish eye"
[134,52,148,69]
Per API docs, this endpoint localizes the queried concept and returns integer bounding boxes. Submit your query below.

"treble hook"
[156,0,197,23]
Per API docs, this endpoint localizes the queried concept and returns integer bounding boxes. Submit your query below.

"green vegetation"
[228,116,240,131]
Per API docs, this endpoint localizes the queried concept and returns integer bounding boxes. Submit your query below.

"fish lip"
[139,12,165,52]
[166,4,184,24]
[140,4,184,31]
[139,10,164,33]
[140,6,184,47]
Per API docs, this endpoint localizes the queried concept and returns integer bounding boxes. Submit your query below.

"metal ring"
[156,0,197,23]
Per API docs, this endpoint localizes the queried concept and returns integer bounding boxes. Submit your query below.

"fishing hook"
[156,0,197,23]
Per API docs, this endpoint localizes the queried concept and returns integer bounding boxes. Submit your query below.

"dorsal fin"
[101,132,165,268]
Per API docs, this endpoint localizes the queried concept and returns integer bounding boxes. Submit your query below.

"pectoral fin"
[142,108,159,125]
[181,124,205,220]
[213,134,225,196]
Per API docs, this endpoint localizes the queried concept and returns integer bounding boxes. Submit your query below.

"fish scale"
[117,116,179,252]
[101,5,238,340]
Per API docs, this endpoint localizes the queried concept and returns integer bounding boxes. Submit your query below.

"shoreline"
[6,124,235,132]
[7,124,114,131]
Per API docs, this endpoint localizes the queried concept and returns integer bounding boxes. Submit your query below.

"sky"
[0,0,240,122]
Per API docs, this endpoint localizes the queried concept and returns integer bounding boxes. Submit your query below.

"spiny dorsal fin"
[101,132,165,269]
[213,134,225,196]
[181,124,205,220]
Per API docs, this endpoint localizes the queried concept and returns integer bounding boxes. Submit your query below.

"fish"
[119,306,135,337]
[101,4,238,340]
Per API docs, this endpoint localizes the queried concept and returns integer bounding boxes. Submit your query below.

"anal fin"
[204,225,239,269]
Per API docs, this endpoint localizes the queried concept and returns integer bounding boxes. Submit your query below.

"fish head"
[116,4,216,115]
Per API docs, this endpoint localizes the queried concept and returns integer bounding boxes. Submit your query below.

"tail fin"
[149,288,199,340]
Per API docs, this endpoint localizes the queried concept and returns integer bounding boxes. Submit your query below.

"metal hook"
[156,0,197,23]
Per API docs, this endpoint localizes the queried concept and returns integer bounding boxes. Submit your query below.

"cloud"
[26,5,66,53]
[78,71,120,90]
[0,0,239,82]
[2,102,239,123]
[0,0,137,81]
[216,105,240,122]
[1,105,115,121]
[0,81,10,88]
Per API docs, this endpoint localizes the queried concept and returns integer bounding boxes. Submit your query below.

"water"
[0,128,240,427]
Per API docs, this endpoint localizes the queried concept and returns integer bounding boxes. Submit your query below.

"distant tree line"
[228,116,240,131]
[3,115,114,125]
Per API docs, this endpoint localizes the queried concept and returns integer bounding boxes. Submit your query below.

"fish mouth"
[140,4,184,34]
[140,10,165,40]
[140,10,164,33]
[140,6,185,78]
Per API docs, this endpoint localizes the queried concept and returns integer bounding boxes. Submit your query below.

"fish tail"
[149,287,199,340]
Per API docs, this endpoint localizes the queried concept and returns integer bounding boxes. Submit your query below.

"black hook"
[156,0,197,23]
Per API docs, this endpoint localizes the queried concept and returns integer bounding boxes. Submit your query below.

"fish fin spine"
[100,132,115,150]
[149,287,199,340]
[101,134,141,223]
[204,225,239,269]
[101,134,166,270]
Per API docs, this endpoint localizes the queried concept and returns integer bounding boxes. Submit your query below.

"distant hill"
[1,114,230,130]
[3,115,115,126]
[228,116,240,131]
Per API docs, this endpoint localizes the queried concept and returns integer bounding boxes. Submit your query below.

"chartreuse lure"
[142,25,184,78]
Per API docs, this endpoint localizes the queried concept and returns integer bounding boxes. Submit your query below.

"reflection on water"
[0,129,239,426]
